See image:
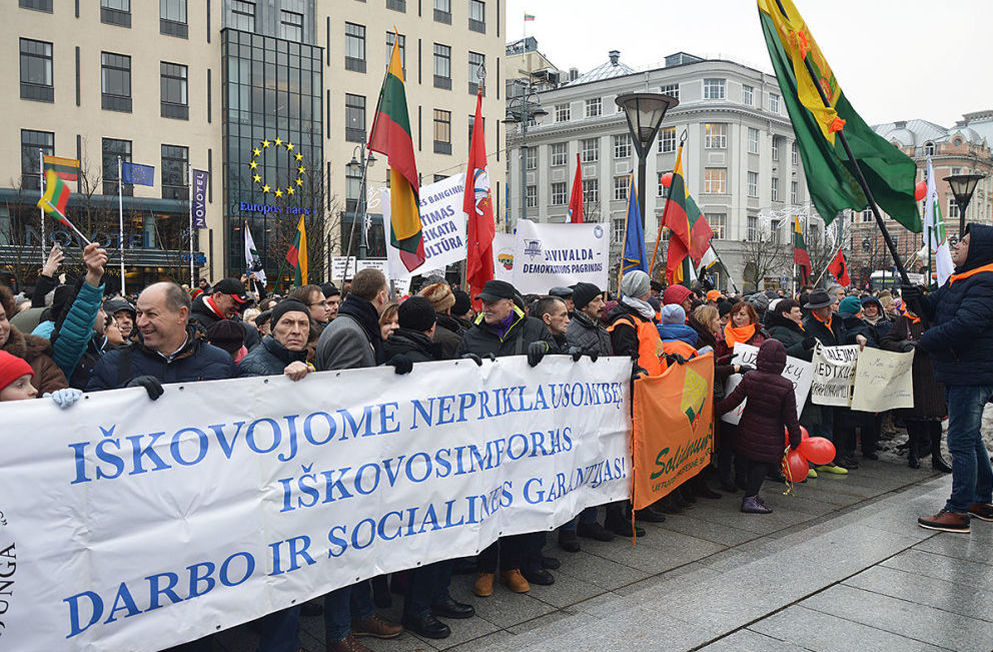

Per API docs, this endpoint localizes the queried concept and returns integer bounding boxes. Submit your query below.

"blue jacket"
[919,223,993,386]
[87,324,235,390]
[658,322,699,347]
[237,335,307,377]
[51,281,106,385]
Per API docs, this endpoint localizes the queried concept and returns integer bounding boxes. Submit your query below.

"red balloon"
[914,180,927,201]
[798,436,836,466]
[784,449,809,483]
[660,172,673,188]
[784,425,810,447]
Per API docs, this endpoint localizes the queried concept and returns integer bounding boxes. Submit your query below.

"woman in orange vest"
[606,270,665,376]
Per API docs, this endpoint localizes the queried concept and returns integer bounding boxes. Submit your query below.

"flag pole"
[771,0,910,285]
[708,242,739,295]
[188,162,194,288]
[39,148,46,263]
[117,156,126,294]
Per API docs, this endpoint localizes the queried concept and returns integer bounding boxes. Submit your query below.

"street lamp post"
[944,173,986,236]
[504,78,547,224]
[346,144,375,264]
[615,92,678,225]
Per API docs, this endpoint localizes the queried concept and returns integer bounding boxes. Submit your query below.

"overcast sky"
[505,0,990,127]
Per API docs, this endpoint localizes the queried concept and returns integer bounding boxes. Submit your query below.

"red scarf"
[724,322,756,348]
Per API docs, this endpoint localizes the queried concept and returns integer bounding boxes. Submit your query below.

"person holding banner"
[607,271,664,377]
[800,290,848,476]
[766,299,816,360]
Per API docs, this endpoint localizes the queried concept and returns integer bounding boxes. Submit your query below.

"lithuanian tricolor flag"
[43,155,80,182]
[758,0,920,232]
[662,145,712,285]
[286,214,308,286]
[37,169,73,227]
[368,34,425,272]
[793,217,811,285]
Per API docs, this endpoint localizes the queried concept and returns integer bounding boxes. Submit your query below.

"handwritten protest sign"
[513,219,609,293]
[810,344,860,406]
[0,357,630,650]
[721,343,813,425]
[850,348,915,412]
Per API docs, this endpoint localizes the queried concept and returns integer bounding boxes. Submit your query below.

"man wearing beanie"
[238,299,313,380]
[207,319,247,363]
[662,284,694,314]
[418,282,463,359]
[607,271,664,378]
[383,295,475,639]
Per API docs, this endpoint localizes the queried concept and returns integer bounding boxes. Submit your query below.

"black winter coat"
[802,312,845,351]
[918,223,993,386]
[384,328,442,363]
[433,314,464,360]
[566,310,613,357]
[880,315,946,420]
[766,312,811,359]
[456,308,555,358]
[189,294,261,350]
[237,335,307,377]
[717,339,801,464]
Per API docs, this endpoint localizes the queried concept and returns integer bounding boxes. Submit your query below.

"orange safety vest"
[662,339,697,360]
[608,314,666,376]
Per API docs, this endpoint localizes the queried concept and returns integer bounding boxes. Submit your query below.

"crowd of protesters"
[1,222,991,649]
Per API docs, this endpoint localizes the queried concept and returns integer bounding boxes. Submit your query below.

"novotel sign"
[239,202,313,216]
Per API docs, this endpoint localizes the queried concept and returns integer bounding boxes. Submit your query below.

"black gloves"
[386,354,413,375]
[126,375,164,401]
[568,346,583,362]
[527,341,549,367]
[900,341,917,353]
[900,284,926,318]
[632,364,648,380]
[664,353,687,366]
[461,352,483,366]
[589,352,598,363]
[737,364,755,375]
[802,336,817,351]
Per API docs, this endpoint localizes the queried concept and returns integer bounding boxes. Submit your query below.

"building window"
[386,0,406,12]
[280,10,304,41]
[657,126,676,153]
[658,171,670,197]
[614,176,629,201]
[771,177,780,201]
[771,136,781,161]
[613,218,625,243]
[791,180,798,204]
[525,148,537,170]
[747,215,758,241]
[161,145,188,200]
[660,83,679,101]
[386,32,406,74]
[160,0,188,37]
[550,143,567,166]
[19,38,54,102]
[433,0,451,24]
[948,199,959,219]
[583,178,599,204]
[704,123,727,149]
[160,62,189,120]
[20,129,54,190]
[555,103,571,122]
[769,93,780,113]
[709,213,727,239]
[791,140,799,165]
[585,97,601,118]
[468,51,485,95]
[230,0,255,31]
[525,185,537,209]
[613,134,631,159]
[748,127,759,154]
[101,52,132,112]
[102,138,132,195]
[581,138,599,163]
[742,84,753,106]
[433,109,451,154]
[747,171,758,197]
[703,78,725,99]
[704,168,726,194]
[20,0,53,12]
[433,43,451,89]
[468,0,485,33]
[345,23,366,73]
[345,165,361,214]
[550,182,567,205]
[101,0,131,27]
[923,141,935,156]
[345,94,366,142]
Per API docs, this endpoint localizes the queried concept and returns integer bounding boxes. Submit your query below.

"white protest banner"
[810,343,860,407]
[331,256,357,280]
[384,173,466,279]
[492,232,515,282]
[512,219,609,294]
[721,342,814,425]
[356,259,388,274]
[0,357,630,651]
[850,348,915,412]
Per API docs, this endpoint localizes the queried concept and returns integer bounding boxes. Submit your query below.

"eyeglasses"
[308,301,331,308]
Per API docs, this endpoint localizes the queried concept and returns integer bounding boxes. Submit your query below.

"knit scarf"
[723,322,756,348]
[337,295,385,364]
[621,296,656,321]
[811,311,832,331]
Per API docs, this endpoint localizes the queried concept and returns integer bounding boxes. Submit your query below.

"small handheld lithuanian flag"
[37,169,91,244]
[286,214,308,286]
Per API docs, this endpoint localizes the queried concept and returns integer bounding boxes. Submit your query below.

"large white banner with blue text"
[513,219,609,294]
[0,356,630,651]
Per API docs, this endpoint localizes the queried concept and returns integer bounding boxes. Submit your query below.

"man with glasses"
[289,284,333,326]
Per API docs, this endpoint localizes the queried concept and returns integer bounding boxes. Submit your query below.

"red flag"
[567,154,583,223]
[464,92,494,305]
[828,250,850,286]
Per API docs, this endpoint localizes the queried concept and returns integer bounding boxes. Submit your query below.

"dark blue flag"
[121,162,155,186]
[621,176,648,274]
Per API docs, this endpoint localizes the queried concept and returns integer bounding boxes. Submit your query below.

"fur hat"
[419,282,455,313]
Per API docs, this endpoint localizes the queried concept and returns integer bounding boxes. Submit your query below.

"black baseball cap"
[213,278,249,304]
[475,280,517,302]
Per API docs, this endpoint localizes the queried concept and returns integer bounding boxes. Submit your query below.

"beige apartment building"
[2,0,505,290]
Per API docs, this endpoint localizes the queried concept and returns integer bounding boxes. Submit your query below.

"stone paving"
[216,458,991,652]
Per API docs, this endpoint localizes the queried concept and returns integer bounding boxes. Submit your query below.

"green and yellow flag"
[286,214,308,286]
[758,0,921,232]
[368,34,425,271]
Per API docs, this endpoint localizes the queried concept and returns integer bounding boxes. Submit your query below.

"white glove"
[44,388,83,409]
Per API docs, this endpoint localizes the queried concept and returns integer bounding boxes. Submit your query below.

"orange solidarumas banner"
[631,353,715,511]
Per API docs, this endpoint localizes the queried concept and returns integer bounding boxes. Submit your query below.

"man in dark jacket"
[189,277,260,350]
[457,280,556,598]
[87,282,235,393]
[238,299,312,379]
[800,290,848,476]
[907,224,993,534]
[766,299,814,359]
[531,295,570,351]
[418,282,463,359]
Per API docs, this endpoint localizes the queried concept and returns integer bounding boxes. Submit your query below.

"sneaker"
[807,468,818,479]
[351,614,402,639]
[473,572,494,597]
[501,569,530,593]
[968,503,993,522]
[576,521,616,541]
[741,495,772,514]
[918,509,971,533]
[816,464,849,475]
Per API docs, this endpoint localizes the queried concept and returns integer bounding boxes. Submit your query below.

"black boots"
[931,431,952,473]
